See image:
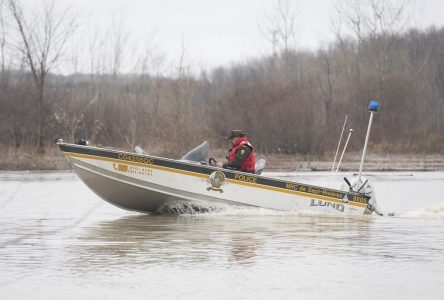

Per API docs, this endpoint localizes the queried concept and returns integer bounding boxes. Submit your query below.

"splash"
[155,199,322,216]
[401,203,444,219]
[205,207,321,217]
[156,200,224,214]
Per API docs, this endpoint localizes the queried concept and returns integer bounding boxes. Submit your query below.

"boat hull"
[71,158,248,213]
[59,143,371,215]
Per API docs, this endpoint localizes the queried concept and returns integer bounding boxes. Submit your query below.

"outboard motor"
[342,175,382,216]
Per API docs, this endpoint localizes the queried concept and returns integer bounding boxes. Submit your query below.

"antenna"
[357,100,379,184]
[330,115,348,174]
[329,128,353,187]
[335,129,353,175]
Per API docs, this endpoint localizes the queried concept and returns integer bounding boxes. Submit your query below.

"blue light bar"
[369,100,379,112]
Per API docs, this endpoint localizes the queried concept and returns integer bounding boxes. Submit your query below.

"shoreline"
[265,154,444,172]
[1,146,443,172]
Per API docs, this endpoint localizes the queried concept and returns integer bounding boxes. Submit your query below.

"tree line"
[0,0,443,158]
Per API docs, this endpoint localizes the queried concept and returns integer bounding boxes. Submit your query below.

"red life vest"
[228,137,256,173]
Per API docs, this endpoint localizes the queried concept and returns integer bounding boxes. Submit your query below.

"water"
[0,171,443,299]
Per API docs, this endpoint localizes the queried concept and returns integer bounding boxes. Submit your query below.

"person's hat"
[227,130,246,139]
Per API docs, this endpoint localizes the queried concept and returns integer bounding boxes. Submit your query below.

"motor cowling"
[341,175,382,216]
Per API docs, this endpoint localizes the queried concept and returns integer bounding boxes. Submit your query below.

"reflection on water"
[65,215,375,272]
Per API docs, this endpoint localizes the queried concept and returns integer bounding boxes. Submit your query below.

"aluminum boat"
[57,141,380,216]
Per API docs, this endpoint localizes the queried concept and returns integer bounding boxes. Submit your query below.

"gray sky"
[18,0,444,73]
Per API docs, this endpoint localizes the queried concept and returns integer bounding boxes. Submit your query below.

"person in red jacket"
[211,130,256,173]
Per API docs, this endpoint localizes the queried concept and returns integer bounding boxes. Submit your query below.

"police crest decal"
[207,171,226,193]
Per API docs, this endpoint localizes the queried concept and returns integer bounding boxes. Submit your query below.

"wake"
[156,199,444,220]
[400,203,444,219]
[156,200,326,216]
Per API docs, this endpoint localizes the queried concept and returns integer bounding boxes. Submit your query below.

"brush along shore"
[0,145,443,171]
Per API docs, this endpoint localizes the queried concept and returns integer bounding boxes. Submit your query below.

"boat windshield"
[181,141,209,163]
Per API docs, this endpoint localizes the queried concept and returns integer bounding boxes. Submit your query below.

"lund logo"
[207,171,225,193]
[310,199,345,212]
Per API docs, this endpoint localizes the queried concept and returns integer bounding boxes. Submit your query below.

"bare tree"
[316,48,335,126]
[333,0,366,86]
[173,37,188,157]
[333,0,410,42]
[7,0,78,152]
[168,35,195,157]
[333,0,411,95]
[109,11,129,76]
[367,0,411,96]
[259,0,303,57]
[0,0,8,75]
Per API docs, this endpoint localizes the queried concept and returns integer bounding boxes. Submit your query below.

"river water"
[0,171,443,299]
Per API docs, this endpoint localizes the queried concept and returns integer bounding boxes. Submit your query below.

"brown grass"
[0,145,443,171]
[0,145,68,170]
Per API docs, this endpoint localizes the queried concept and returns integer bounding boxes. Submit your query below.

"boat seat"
[255,159,266,175]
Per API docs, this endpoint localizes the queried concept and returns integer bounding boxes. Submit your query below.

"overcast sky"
[18,0,444,73]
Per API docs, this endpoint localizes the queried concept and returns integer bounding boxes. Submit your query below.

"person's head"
[228,130,246,146]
